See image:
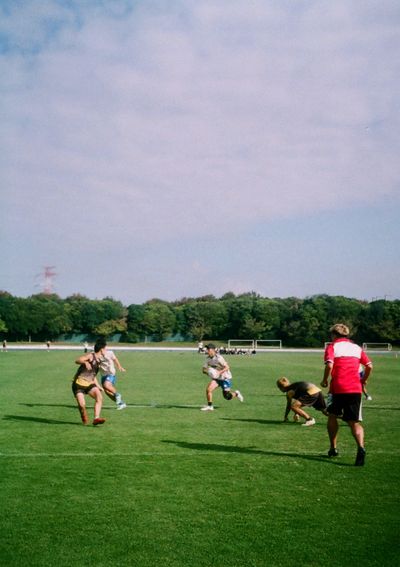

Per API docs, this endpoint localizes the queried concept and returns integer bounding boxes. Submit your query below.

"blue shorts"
[216,379,232,391]
[101,374,116,386]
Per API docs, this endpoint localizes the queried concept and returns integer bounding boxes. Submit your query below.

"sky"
[1,0,399,305]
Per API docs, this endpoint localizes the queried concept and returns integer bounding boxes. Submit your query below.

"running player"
[72,339,107,426]
[201,343,244,411]
[99,347,127,410]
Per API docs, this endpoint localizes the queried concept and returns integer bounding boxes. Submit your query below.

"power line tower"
[41,266,57,295]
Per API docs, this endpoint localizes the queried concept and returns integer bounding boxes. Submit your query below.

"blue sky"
[1,0,399,304]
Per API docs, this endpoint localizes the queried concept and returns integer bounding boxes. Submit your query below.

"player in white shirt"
[201,343,244,411]
[99,347,127,410]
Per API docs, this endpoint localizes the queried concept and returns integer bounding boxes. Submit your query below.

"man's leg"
[201,381,218,410]
[89,387,105,424]
[75,392,89,425]
[327,414,339,456]
[103,379,118,402]
[103,378,126,409]
[348,420,364,447]
[292,402,311,421]
[349,420,366,466]
[292,402,315,426]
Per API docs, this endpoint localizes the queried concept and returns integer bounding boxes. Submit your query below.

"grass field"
[0,350,399,567]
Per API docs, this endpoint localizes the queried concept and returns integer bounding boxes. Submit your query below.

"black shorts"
[298,392,326,412]
[327,393,362,422]
[72,381,96,396]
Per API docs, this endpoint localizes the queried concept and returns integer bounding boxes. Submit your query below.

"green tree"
[142,302,176,341]
[240,317,266,339]
[252,298,280,338]
[29,294,73,339]
[0,317,7,333]
[223,293,258,338]
[361,300,400,343]
[94,318,128,338]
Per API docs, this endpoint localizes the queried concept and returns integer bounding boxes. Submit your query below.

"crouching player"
[201,343,244,411]
[277,377,327,426]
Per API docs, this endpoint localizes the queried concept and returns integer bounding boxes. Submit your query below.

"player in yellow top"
[72,339,107,426]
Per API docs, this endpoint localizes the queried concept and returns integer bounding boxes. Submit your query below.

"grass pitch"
[0,350,399,567]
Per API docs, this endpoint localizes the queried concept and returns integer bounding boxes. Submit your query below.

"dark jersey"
[284,381,315,399]
[74,353,100,381]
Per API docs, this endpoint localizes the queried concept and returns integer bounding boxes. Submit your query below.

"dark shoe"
[93,417,106,426]
[328,448,339,457]
[355,447,366,466]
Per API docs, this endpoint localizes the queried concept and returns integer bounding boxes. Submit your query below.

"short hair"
[94,338,107,353]
[277,377,290,390]
[330,323,350,337]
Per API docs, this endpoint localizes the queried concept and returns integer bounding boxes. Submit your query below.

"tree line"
[0,291,398,347]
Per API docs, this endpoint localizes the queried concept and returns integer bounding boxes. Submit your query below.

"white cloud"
[1,0,399,300]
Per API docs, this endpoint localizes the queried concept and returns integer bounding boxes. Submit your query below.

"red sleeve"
[360,351,372,366]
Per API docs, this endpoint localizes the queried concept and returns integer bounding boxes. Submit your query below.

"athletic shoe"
[366,395,372,401]
[93,417,106,426]
[355,447,366,467]
[235,390,244,402]
[201,406,214,411]
[302,418,316,426]
[117,402,127,410]
[328,448,339,457]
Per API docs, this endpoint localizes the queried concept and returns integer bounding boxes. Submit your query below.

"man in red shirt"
[321,324,373,466]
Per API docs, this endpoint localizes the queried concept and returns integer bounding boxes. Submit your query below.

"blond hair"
[277,377,290,390]
[330,323,350,337]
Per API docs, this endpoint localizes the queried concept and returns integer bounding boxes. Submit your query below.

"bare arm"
[284,392,294,421]
[75,354,93,370]
[321,362,332,388]
[113,355,126,372]
[361,363,373,385]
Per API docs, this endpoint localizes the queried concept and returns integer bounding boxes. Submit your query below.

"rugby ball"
[207,367,219,379]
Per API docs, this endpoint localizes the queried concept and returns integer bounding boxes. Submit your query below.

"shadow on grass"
[20,403,77,409]
[20,402,200,411]
[221,417,284,425]
[162,440,353,466]
[133,403,201,410]
[3,414,81,426]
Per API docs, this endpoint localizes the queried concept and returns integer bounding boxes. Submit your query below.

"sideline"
[3,345,324,353]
